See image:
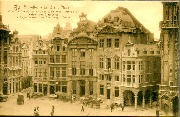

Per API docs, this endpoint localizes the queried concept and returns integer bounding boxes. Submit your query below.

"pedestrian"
[27,92,29,98]
[110,103,114,112]
[36,106,39,116]
[50,106,55,116]
[27,92,31,100]
[122,105,124,111]
[81,105,84,112]
[33,107,37,116]
[156,108,159,117]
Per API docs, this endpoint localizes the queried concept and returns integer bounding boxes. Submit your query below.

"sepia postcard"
[0,0,179,116]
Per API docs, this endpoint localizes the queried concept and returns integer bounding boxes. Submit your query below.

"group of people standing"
[110,103,124,112]
[33,106,55,116]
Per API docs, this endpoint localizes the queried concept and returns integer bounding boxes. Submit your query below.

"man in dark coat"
[81,105,84,112]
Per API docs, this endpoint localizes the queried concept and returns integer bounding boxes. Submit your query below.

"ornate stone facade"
[159,2,179,116]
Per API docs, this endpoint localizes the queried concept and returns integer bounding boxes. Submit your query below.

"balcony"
[159,85,178,92]
[160,20,179,29]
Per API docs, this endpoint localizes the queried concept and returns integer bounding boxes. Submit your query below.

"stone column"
[150,95,152,109]
[42,82,44,94]
[85,80,89,96]
[14,79,16,93]
[142,93,145,109]
[134,93,138,111]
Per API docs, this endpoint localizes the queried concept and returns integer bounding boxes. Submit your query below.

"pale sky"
[1,0,163,39]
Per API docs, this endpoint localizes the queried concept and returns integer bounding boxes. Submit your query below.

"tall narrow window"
[127,61,131,70]
[115,76,119,81]
[107,74,111,81]
[62,67,66,77]
[107,58,111,69]
[63,46,66,51]
[115,57,119,69]
[89,49,94,57]
[62,82,67,93]
[107,39,111,48]
[127,75,131,85]
[115,87,119,97]
[56,55,60,63]
[115,39,119,48]
[62,55,66,63]
[99,58,104,68]
[72,49,77,57]
[132,61,135,70]
[39,69,42,77]
[139,61,143,70]
[80,61,85,75]
[99,39,104,48]
[72,67,77,75]
[123,61,125,71]
[100,74,104,80]
[50,67,54,78]
[56,67,60,77]
[133,75,135,83]
[57,45,60,51]
[100,85,104,95]
[89,62,93,76]
[50,55,54,63]
[35,69,37,77]
[80,49,85,57]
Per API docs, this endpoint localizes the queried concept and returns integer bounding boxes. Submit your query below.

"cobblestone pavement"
[0,90,165,116]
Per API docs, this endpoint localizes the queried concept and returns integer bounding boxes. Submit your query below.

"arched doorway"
[172,96,179,116]
[145,89,151,104]
[137,91,143,105]
[123,90,134,106]
[151,89,158,102]
[161,95,170,115]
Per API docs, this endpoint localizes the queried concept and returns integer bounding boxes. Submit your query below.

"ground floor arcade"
[158,90,179,116]
[3,76,23,95]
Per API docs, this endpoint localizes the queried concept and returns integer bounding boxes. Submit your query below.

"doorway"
[107,89,110,99]
[80,86,85,96]
[50,85,55,94]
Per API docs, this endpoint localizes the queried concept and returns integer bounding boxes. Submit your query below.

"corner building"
[159,2,179,116]
[95,7,159,110]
